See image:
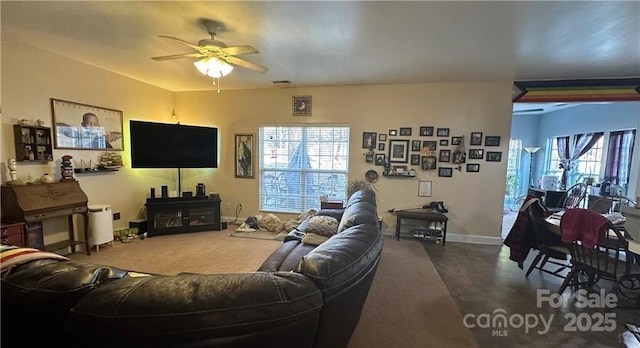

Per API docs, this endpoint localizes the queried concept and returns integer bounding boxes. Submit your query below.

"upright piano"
[1,181,90,254]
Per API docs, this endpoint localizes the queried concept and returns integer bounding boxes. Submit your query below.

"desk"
[394,209,448,245]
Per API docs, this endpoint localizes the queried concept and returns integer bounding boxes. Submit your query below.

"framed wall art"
[411,140,422,151]
[389,129,398,136]
[375,154,386,166]
[466,163,480,172]
[292,95,312,116]
[411,154,421,165]
[486,151,502,162]
[235,134,255,178]
[419,126,434,136]
[418,181,432,197]
[485,136,501,146]
[438,167,453,177]
[438,149,451,162]
[421,156,436,170]
[440,139,449,146]
[422,140,437,151]
[451,136,463,145]
[469,148,484,159]
[51,98,124,150]
[379,134,387,141]
[389,139,409,163]
[470,132,483,145]
[378,142,385,151]
[436,128,450,137]
[362,132,377,149]
[399,127,412,136]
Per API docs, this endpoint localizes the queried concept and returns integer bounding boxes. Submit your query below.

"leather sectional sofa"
[1,189,383,348]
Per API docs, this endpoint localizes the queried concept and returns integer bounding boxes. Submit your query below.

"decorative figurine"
[7,158,17,182]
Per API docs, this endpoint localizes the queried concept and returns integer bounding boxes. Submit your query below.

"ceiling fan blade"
[151,52,205,61]
[158,35,201,50]
[221,45,258,56]
[225,56,268,73]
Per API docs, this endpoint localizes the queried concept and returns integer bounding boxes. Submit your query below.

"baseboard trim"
[382,230,504,245]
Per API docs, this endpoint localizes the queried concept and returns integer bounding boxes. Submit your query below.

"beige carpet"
[230,229,288,241]
[68,231,477,347]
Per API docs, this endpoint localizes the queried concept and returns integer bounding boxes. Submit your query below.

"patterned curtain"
[556,132,604,187]
[604,129,636,185]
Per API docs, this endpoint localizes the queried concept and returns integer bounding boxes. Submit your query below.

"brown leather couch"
[1,189,383,348]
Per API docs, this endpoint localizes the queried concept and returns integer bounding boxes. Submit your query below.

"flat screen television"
[130,120,218,168]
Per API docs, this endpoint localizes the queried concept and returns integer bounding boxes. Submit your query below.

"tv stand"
[146,196,221,237]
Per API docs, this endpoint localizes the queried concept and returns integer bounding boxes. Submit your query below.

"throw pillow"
[305,215,339,237]
[301,232,329,246]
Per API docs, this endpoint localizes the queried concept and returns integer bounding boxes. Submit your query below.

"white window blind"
[259,125,350,213]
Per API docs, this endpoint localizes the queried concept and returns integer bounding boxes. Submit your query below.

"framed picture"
[375,154,386,166]
[440,139,449,146]
[451,136,463,145]
[438,167,453,177]
[235,134,255,178]
[422,140,437,151]
[436,128,450,137]
[389,139,409,163]
[485,136,501,146]
[378,142,385,151]
[453,150,466,164]
[411,140,422,151]
[466,163,480,172]
[469,148,484,159]
[292,95,312,116]
[470,132,483,145]
[421,156,436,170]
[51,98,124,150]
[486,151,502,162]
[379,134,387,142]
[362,132,377,149]
[411,154,421,165]
[365,151,375,163]
[389,129,398,136]
[419,126,434,136]
[438,149,451,162]
[399,127,412,136]
[418,181,432,197]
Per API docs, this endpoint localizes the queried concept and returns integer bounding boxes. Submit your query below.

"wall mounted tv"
[130,120,218,168]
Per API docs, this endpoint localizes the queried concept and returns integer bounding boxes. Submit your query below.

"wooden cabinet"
[1,222,26,247]
[13,124,53,162]
[146,197,221,237]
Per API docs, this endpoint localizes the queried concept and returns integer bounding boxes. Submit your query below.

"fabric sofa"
[1,189,383,348]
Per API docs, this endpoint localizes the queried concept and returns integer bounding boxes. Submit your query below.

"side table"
[394,208,448,245]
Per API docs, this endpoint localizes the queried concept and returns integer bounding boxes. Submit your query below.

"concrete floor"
[423,241,639,348]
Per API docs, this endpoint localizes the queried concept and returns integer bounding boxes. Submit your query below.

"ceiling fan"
[151,20,268,75]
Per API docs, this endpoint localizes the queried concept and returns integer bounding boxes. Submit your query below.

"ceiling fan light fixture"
[194,57,233,78]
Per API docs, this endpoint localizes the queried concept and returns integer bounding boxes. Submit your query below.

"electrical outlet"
[113,212,120,220]
[225,202,231,209]
[239,203,244,210]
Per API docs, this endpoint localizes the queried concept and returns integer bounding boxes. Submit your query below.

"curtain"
[556,132,604,187]
[604,129,636,185]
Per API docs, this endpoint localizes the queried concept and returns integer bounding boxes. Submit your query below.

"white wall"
[2,39,514,246]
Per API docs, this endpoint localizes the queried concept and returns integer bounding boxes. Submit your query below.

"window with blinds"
[259,125,350,213]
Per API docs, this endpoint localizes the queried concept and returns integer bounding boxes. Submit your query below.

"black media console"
[145,196,221,237]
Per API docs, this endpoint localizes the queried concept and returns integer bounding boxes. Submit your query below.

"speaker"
[150,187,155,198]
[161,185,168,198]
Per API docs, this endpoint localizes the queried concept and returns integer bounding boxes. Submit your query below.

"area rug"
[231,229,288,241]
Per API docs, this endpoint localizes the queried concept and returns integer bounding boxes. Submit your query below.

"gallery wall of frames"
[362,126,502,178]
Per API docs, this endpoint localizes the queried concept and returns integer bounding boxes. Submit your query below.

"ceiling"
[2,1,639,95]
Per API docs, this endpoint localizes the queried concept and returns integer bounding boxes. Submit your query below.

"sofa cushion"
[305,215,339,237]
[65,272,323,347]
[337,201,379,233]
[258,241,316,272]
